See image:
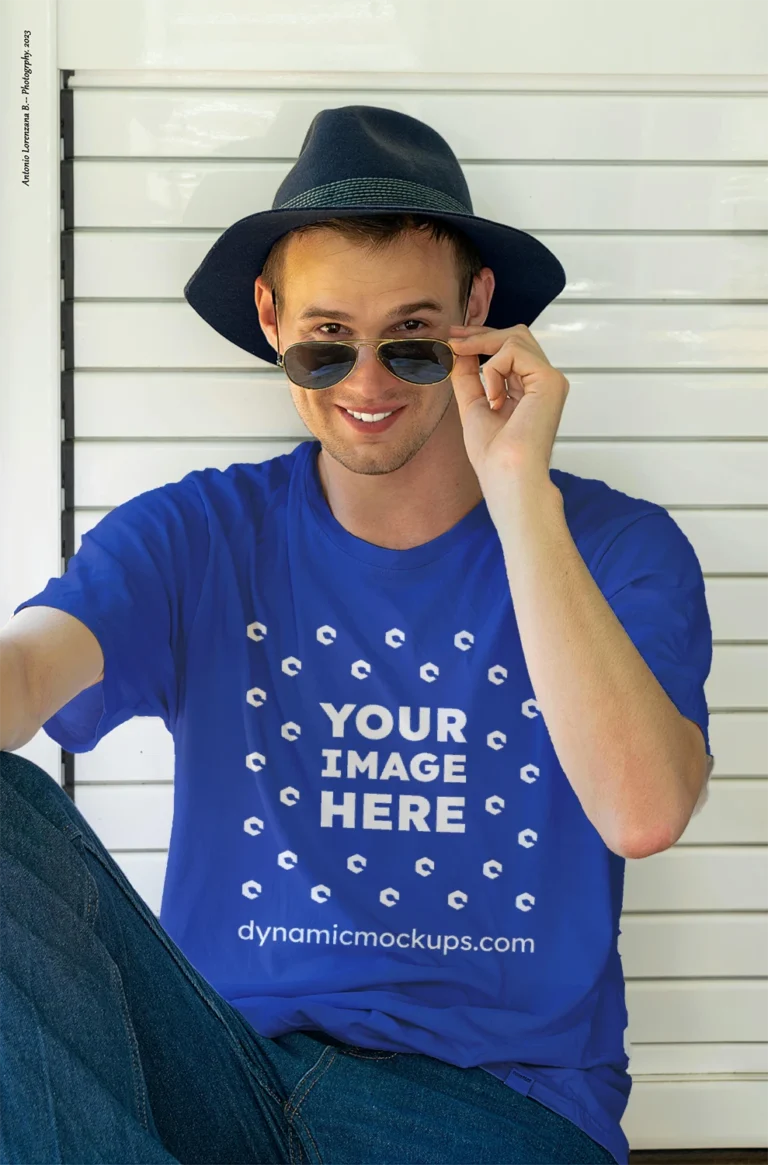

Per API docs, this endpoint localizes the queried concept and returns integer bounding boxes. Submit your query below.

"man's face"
[264,229,473,477]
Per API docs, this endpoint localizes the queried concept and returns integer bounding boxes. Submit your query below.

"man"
[0,106,714,1165]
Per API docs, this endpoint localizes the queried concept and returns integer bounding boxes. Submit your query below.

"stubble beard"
[309,391,455,477]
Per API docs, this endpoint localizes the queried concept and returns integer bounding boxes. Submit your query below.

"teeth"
[345,409,395,422]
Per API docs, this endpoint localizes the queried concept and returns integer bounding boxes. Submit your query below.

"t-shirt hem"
[481,1066,626,1165]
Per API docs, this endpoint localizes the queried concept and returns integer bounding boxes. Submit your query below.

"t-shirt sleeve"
[13,478,209,753]
[593,509,715,818]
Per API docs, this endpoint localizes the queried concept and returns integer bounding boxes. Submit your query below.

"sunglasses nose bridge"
[348,340,393,376]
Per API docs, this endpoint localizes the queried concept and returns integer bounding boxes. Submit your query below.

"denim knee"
[1,749,78,825]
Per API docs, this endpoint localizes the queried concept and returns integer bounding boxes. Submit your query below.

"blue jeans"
[0,751,617,1165]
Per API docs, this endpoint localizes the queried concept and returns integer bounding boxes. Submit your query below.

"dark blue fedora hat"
[184,105,566,366]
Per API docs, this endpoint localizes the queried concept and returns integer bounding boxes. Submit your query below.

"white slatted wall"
[51,0,768,1152]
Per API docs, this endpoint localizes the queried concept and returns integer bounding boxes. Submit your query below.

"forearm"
[488,477,696,859]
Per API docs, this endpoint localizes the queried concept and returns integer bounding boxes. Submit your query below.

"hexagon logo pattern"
[281,656,302,677]
[238,615,543,919]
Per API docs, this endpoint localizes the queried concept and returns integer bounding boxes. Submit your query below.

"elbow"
[611,811,683,859]
[613,828,677,860]
[609,752,704,860]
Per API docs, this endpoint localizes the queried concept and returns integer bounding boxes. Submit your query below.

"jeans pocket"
[336,1046,399,1059]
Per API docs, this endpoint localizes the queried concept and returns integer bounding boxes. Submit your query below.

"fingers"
[450,358,487,417]
[449,327,547,382]
[482,363,508,411]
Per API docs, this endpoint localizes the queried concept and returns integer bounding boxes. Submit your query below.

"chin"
[320,435,426,476]
[313,395,454,476]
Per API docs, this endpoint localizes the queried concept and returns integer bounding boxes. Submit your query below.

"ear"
[254,276,278,351]
[468,267,496,326]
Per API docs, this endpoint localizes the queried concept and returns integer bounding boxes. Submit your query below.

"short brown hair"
[260,213,484,312]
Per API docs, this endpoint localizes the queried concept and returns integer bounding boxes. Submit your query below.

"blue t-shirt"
[17,438,715,1165]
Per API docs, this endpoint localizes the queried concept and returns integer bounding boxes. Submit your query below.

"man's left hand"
[448,323,569,499]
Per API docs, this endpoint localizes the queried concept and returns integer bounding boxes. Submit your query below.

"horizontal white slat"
[74,507,768,575]
[617,914,768,978]
[73,780,768,852]
[77,783,172,849]
[57,0,768,77]
[74,440,300,505]
[73,710,766,786]
[622,1079,767,1150]
[71,90,768,162]
[74,374,311,438]
[72,302,768,371]
[625,981,767,1043]
[625,847,768,912]
[66,71,768,95]
[71,371,768,440]
[70,160,768,230]
[628,1043,768,1075]
[72,439,768,508]
[705,579,768,641]
[704,712,768,774]
[73,232,768,302]
[674,511,768,575]
[552,442,768,507]
[707,645,768,709]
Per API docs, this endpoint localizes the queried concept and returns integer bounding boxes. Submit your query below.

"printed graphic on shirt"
[237,614,545,957]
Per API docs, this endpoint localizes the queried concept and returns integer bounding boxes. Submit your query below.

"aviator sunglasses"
[272,286,472,391]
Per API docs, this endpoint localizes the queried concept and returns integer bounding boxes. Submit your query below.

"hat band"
[276,177,471,215]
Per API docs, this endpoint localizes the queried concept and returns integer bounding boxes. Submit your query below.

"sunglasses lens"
[283,343,356,390]
[379,340,454,384]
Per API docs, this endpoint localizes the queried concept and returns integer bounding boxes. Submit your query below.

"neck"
[315,398,485,550]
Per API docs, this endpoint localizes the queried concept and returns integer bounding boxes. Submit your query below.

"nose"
[346,342,396,384]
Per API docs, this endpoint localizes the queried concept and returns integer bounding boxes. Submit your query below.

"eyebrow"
[296,299,446,323]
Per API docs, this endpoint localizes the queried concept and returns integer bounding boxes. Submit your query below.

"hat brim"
[183,205,566,368]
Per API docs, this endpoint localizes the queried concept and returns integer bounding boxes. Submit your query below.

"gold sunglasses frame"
[270,285,475,391]
[275,337,458,390]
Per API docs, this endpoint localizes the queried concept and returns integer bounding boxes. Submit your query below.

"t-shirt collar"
[300,439,492,570]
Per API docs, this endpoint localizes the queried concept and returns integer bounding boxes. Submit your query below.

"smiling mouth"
[335,404,406,432]
[344,408,397,422]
